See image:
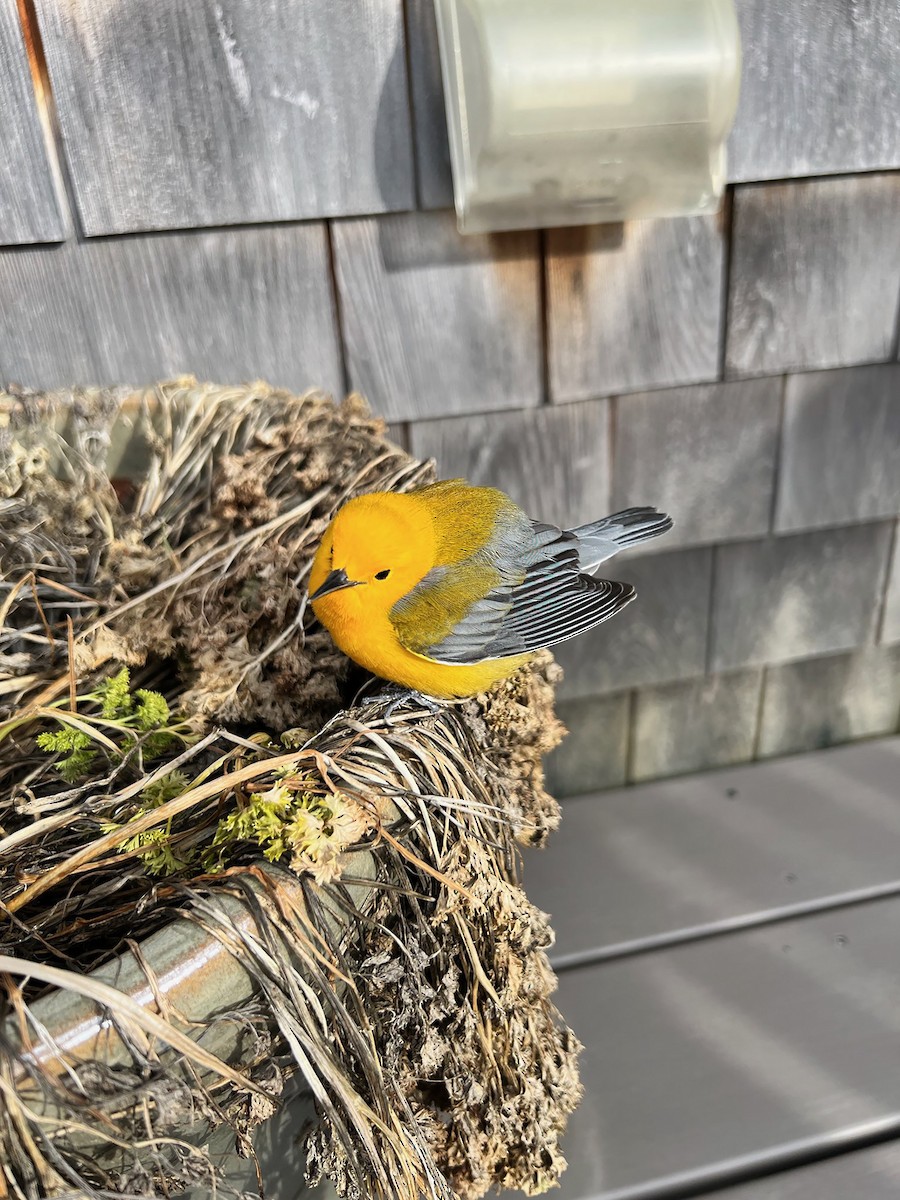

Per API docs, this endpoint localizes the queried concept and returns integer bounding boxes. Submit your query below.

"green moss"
[37,668,184,782]
[106,769,192,875]
[134,688,170,731]
[120,825,192,876]
[35,726,97,782]
[98,667,134,719]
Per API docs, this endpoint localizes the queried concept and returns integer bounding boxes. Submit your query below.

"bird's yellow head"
[308,492,436,628]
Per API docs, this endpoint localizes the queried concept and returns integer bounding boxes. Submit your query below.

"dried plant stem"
[4,749,306,914]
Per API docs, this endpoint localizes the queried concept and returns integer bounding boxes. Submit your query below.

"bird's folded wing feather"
[411,521,635,664]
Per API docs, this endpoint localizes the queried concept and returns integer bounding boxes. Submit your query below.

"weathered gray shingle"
[758,646,900,759]
[554,547,712,699]
[404,0,453,209]
[546,217,723,401]
[631,670,762,783]
[332,212,540,421]
[0,225,343,394]
[881,528,900,644]
[711,524,895,673]
[35,0,415,233]
[409,400,610,529]
[727,176,900,378]
[775,364,900,534]
[729,0,900,183]
[0,0,65,244]
[385,423,409,452]
[613,378,782,549]
[545,693,631,798]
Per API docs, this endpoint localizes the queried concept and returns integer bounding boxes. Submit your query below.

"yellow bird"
[309,480,672,700]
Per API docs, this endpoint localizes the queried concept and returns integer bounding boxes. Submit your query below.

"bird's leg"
[384,688,445,722]
[355,681,447,723]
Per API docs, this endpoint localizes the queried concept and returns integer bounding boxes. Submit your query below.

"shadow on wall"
[374,36,412,214]
[372,210,540,274]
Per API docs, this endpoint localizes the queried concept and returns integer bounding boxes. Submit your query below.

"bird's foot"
[355,682,447,724]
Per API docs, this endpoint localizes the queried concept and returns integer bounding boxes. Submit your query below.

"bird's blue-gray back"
[396,507,671,665]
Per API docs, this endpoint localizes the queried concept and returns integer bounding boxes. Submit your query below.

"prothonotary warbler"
[309,480,672,700]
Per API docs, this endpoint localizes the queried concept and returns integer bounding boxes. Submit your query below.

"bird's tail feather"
[570,506,673,570]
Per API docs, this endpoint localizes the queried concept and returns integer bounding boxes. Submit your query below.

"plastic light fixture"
[433,0,742,233]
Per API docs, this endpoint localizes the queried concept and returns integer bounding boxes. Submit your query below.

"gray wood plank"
[0,0,64,243]
[0,224,342,394]
[775,365,900,534]
[549,896,900,1198]
[710,524,894,674]
[703,1141,900,1199]
[729,0,900,183]
[545,693,631,799]
[726,176,900,378]
[405,0,453,209]
[882,526,900,645]
[631,670,763,784]
[758,648,900,760]
[332,211,540,421]
[408,399,610,530]
[546,217,723,402]
[524,739,900,965]
[34,0,415,234]
[384,422,409,451]
[613,379,782,550]
[553,547,712,700]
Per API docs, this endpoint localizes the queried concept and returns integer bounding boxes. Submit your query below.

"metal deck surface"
[522,738,900,1199]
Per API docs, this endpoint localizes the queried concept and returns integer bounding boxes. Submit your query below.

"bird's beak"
[309,568,363,602]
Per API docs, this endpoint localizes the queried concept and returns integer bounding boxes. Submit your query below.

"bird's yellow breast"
[313,581,530,697]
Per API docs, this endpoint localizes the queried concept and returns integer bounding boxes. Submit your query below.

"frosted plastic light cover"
[433,0,741,233]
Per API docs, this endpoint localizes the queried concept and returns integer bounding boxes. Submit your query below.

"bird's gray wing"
[570,506,673,570]
[422,521,635,664]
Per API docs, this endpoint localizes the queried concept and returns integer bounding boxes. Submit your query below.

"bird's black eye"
[374,569,391,580]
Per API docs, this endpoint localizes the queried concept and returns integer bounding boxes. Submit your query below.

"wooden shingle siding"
[630,669,763,783]
[553,546,713,699]
[525,739,900,966]
[332,211,541,421]
[726,175,900,378]
[546,216,724,401]
[408,399,610,529]
[404,0,453,210]
[710,523,894,674]
[758,646,900,760]
[613,379,782,550]
[0,0,64,244]
[0,224,342,393]
[544,693,631,798]
[384,422,409,451]
[729,0,900,183]
[882,529,900,644]
[33,0,415,235]
[775,364,900,534]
